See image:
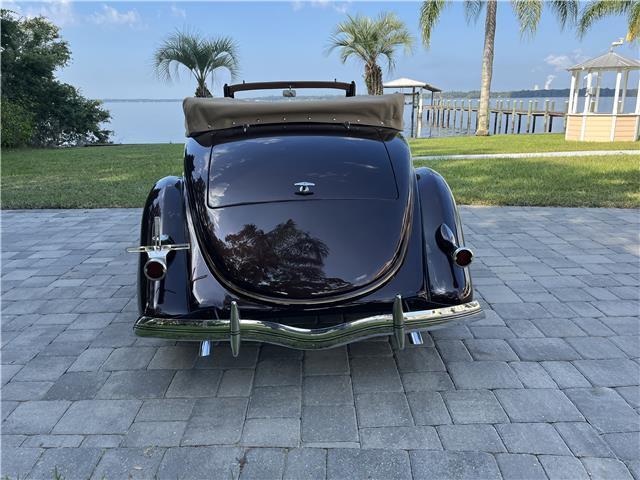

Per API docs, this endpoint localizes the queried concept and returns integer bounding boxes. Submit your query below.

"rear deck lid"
[208,134,398,208]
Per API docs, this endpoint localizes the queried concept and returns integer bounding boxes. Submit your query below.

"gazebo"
[383,77,441,137]
[565,46,640,142]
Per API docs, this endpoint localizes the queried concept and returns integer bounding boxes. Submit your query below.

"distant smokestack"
[544,75,555,90]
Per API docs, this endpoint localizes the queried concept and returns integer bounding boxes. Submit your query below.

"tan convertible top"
[183,93,404,136]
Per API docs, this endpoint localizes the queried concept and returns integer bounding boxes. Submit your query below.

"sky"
[6,0,639,99]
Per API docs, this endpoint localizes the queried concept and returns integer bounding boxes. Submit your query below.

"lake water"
[104,101,185,144]
[102,96,636,144]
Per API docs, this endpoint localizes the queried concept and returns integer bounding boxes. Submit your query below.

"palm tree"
[154,30,239,97]
[578,0,639,42]
[327,13,414,95]
[420,1,577,136]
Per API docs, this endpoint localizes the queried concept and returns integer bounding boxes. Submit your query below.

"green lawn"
[408,133,639,156]
[2,144,183,209]
[415,155,640,209]
[1,136,639,209]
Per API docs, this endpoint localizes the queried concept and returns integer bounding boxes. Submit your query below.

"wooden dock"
[423,98,567,135]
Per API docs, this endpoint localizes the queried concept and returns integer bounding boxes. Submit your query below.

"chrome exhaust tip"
[199,340,211,357]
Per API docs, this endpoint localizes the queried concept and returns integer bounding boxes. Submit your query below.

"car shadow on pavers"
[1,206,639,479]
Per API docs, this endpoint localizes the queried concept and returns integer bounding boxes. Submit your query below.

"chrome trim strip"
[133,301,483,350]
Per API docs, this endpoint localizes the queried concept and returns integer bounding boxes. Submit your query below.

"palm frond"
[326,14,372,63]
[511,0,543,38]
[376,11,415,69]
[419,0,449,48]
[546,0,578,30]
[578,0,634,38]
[464,0,485,24]
[153,30,240,92]
[203,36,240,80]
[327,12,414,70]
[629,0,640,40]
[153,31,196,82]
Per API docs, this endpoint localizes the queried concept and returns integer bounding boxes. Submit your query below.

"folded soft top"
[183,93,404,136]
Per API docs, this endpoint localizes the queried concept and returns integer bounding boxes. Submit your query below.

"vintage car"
[128,80,482,358]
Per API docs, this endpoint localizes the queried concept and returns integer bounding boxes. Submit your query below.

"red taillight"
[453,248,473,267]
[144,259,167,281]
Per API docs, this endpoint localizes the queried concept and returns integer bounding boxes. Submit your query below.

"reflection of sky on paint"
[10,1,635,99]
[208,183,230,208]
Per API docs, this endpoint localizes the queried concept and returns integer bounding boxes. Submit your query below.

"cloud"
[544,54,573,71]
[544,50,588,71]
[544,74,555,90]
[5,1,145,29]
[291,0,351,14]
[170,4,186,18]
[332,2,349,14]
[13,0,76,27]
[90,4,140,26]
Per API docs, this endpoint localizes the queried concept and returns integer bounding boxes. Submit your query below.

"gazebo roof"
[567,51,640,71]
[383,77,441,92]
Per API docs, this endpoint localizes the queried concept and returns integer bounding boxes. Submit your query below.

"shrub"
[1,97,34,147]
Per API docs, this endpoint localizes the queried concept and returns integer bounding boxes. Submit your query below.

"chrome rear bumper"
[133,297,483,353]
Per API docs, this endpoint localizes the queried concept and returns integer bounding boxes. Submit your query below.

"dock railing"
[423,98,568,135]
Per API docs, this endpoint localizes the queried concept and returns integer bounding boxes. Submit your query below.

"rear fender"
[416,167,473,305]
[137,176,191,316]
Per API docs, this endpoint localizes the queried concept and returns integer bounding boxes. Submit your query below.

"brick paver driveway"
[1,207,639,479]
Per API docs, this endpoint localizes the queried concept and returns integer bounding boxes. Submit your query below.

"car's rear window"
[208,134,398,208]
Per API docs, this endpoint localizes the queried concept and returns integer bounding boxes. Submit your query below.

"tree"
[1,10,111,147]
[0,9,110,147]
[153,31,239,98]
[420,0,577,136]
[578,0,640,42]
[327,13,414,95]
[1,99,34,147]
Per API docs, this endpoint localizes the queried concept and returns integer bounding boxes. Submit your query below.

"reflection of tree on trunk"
[218,219,350,297]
